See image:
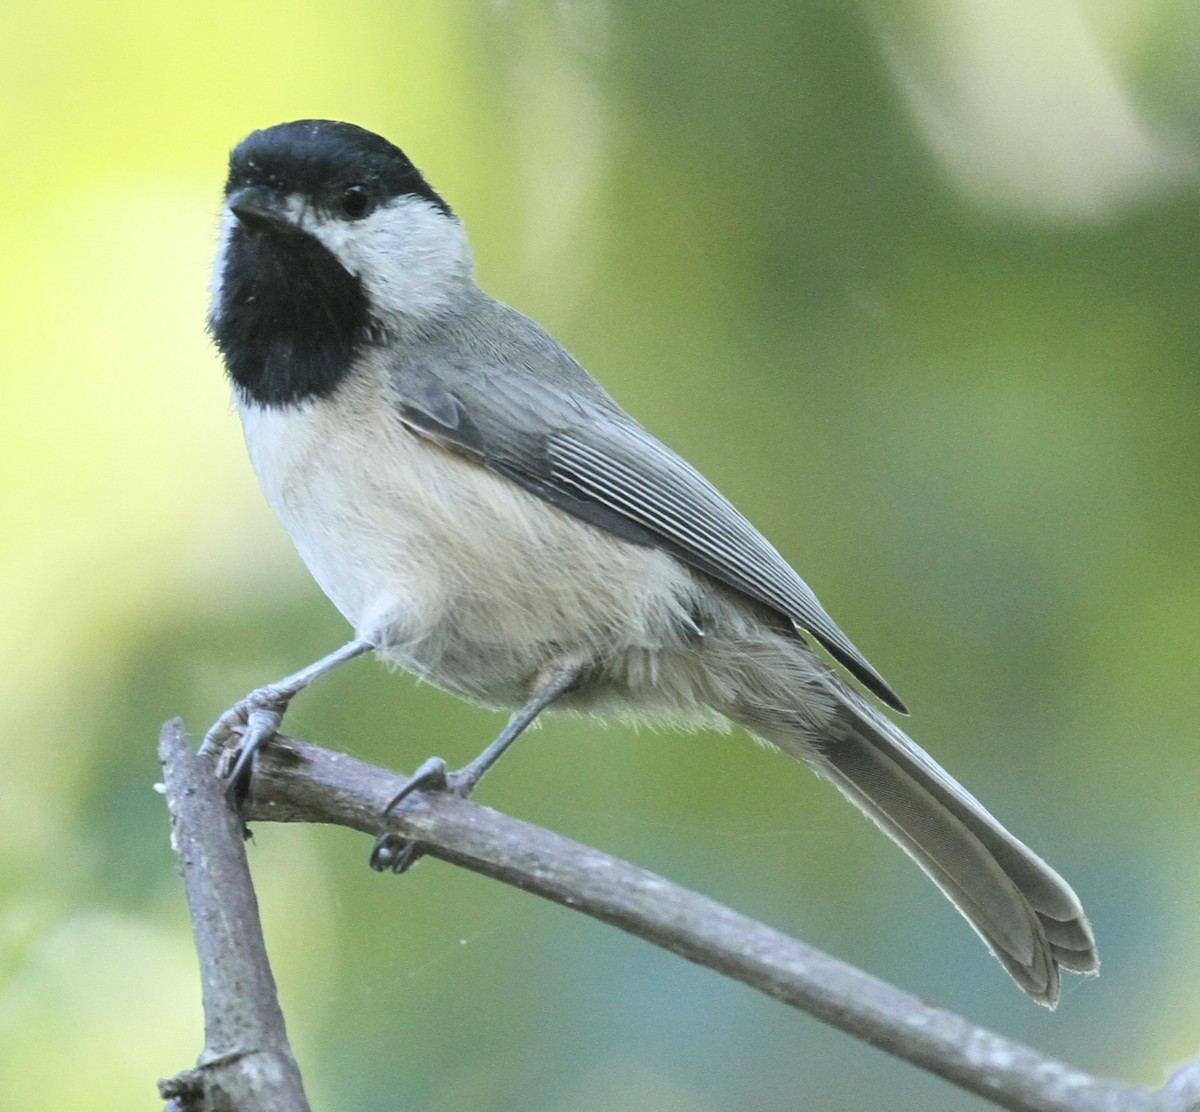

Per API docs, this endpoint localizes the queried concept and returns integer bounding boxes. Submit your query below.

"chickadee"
[205,119,1097,1005]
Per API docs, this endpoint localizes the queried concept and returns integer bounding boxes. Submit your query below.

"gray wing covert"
[390,360,906,713]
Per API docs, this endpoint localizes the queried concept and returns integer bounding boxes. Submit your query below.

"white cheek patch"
[303,195,474,326]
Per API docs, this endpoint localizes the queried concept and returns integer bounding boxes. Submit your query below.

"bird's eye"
[339,183,372,220]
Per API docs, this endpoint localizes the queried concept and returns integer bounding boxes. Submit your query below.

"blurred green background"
[3,1,1199,1108]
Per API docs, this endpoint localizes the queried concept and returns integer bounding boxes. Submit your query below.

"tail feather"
[716,638,1098,1006]
[816,705,1092,1004]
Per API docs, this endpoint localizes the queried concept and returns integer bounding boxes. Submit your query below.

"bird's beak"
[227,185,295,233]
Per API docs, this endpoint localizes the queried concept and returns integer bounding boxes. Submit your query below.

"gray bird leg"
[370,659,583,873]
[202,637,375,795]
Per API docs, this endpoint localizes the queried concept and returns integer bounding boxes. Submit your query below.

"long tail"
[711,632,1098,1006]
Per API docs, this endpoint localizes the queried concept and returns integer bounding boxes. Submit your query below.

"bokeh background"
[3,1,1199,1108]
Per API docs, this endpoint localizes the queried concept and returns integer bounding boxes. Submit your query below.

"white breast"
[237,368,708,710]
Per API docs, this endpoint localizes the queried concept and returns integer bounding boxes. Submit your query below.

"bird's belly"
[239,392,706,709]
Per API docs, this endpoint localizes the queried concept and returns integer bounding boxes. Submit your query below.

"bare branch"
[158,719,1199,1110]
[157,719,312,1111]
[229,729,1188,1112]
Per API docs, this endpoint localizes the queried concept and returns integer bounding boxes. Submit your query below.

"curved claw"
[223,705,284,800]
[201,688,292,801]
[381,756,452,814]
[369,834,424,873]
[368,756,456,873]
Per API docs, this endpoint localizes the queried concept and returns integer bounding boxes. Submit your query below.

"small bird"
[205,119,1097,1005]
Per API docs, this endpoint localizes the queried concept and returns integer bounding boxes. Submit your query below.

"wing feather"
[391,359,906,712]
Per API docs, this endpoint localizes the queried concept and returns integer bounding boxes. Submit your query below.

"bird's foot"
[368,755,484,874]
[200,684,295,802]
[369,660,583,874]
[200,640,376,802]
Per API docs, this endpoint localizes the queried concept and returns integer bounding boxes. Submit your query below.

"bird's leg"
[370,659,584,873]
[201,637,375,798]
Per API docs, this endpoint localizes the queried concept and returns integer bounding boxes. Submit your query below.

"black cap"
[225,119,451,217]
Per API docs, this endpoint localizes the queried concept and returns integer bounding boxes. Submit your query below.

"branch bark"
[158,719,311,1111]
[160,720,1200,1112]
